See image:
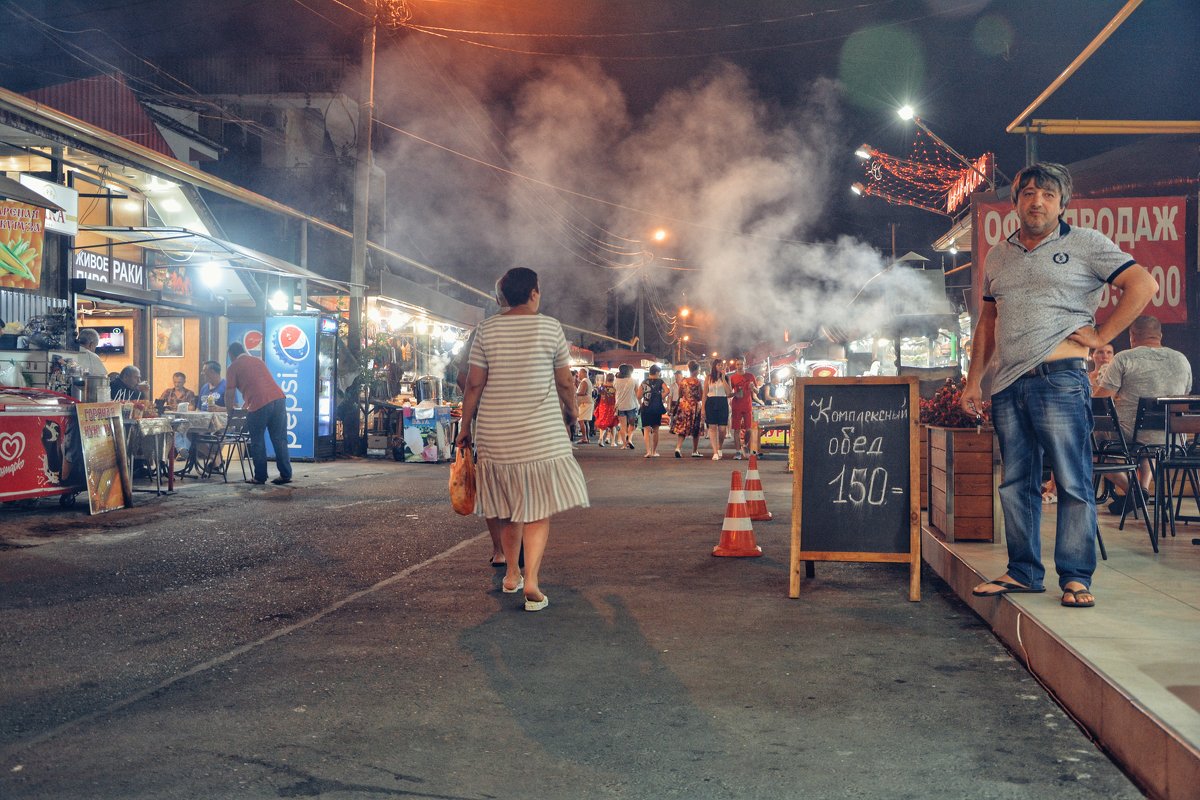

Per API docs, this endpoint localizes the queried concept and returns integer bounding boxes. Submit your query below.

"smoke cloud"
[370,39,949,354]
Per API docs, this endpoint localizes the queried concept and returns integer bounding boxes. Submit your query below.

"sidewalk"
[923,502,1200,800]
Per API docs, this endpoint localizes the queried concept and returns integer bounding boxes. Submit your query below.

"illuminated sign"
[263,316,317,459]
[945,153,992,214]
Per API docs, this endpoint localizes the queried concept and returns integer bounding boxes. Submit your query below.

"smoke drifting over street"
[371,38,945,351]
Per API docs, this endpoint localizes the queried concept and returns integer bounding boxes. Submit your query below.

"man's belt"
[1022,358,1088,378]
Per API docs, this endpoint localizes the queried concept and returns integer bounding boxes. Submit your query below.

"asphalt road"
[0,445,1142,799]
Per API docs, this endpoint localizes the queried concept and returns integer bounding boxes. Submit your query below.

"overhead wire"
[399,5,973,62]
[404,0,903,40]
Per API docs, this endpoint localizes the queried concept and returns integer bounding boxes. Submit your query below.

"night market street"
[0,448,1139,799]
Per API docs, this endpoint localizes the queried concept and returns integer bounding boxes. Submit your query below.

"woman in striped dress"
[455,268,590,612]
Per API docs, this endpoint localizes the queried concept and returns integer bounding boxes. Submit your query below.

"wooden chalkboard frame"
[789,376,920,601]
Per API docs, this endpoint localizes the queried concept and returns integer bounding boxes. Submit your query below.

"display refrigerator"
[258,314,339,461]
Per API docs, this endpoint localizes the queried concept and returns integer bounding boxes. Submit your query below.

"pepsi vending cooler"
[259,315,339,461]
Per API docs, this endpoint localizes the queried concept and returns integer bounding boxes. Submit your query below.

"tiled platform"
[922,506,1200,800]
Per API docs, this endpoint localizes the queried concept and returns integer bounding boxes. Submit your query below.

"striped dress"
[469,313,590,522]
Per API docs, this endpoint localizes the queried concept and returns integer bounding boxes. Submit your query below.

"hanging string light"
[855,128,994,216]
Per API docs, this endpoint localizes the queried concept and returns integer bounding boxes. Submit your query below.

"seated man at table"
[110,365,145,402]
[197,361,227,411]
[159,371,196,412]
[184,361,228,469]
[1093,315,1193,513]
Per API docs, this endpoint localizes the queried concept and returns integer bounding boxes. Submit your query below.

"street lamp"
[897,104,994,191]
[855,144,874,160]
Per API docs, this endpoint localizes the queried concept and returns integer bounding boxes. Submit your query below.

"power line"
[399,5,975,62]
[403,0,902,40]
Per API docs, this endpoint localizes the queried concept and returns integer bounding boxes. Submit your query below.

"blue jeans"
[247,398,292,483]
[991,368,1096,591]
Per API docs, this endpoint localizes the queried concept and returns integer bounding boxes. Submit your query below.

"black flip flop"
[1061,589,1096,608]
[972,580,1045,597]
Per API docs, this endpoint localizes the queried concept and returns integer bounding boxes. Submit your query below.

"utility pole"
[636,273,645,353]
[346,5,377,454]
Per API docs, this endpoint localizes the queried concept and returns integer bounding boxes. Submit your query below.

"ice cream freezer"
[0,387,78,503]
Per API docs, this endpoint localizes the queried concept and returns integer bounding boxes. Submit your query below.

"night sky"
[3,0,1197,348]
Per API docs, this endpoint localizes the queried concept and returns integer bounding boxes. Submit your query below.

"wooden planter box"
[927,426,998,542]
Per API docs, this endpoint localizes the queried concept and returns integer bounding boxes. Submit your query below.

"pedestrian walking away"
[594,373,618,446]
[637,364,668,457]
[455,267,590,612]
[961,162,1158,609]
[225,341,293,486]
[613,363,639,450]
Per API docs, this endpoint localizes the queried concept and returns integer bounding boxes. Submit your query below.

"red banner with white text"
[972,196,1188,323]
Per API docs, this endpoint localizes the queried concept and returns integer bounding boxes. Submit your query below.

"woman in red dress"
[593,373,618,446]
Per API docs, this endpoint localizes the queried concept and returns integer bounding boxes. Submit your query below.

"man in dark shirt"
[225,342,291,486]
[109,365,145,401]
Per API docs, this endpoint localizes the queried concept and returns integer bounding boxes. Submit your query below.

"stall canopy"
[568,345,593,365]
[378,270,484,329]
[592,349,666,370]
[0,174,64,211]
[79,225,354,308]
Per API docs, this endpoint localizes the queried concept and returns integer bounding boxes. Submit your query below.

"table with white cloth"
[122,416,175,494]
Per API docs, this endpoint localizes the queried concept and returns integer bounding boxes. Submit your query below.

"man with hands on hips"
[960,162,1157,609]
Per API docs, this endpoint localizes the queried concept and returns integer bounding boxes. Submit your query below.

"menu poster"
[77,402,132,515]
[0,201,46,291]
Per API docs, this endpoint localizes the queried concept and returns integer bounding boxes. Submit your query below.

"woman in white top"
[456,268,589,612]
[703,359,731,460]
[612,364,639,450]
[575,369,593,444]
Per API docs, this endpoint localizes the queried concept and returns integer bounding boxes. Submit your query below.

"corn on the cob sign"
[77,402,132,515]
[0,201,46,291]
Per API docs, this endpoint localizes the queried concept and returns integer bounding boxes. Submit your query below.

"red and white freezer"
[0,387,77,503]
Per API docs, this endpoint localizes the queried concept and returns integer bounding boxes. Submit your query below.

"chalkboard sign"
[789,377,920,601]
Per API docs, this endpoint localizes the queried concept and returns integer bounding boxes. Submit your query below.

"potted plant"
[920,379,998,542]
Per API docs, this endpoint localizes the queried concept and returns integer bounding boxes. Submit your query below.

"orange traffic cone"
[713,471,762,557]
[744,453,773,521]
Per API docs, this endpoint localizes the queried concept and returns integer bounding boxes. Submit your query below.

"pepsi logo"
[243,330,263,353]
[272,324,310,365]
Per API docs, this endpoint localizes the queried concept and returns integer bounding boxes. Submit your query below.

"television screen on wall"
[83,326,126,355]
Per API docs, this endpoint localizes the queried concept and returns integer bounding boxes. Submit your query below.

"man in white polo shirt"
[961,162,1158,609]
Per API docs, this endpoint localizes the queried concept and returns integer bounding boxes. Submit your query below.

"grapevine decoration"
[919,379,990,429]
